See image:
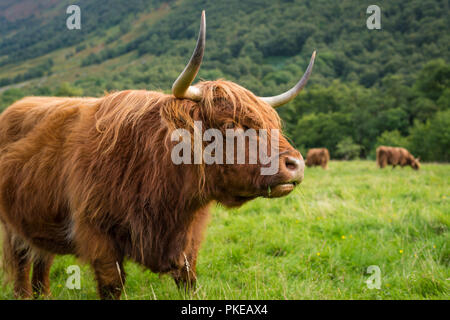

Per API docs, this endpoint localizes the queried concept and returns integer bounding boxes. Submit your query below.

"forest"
[0,0,448,161]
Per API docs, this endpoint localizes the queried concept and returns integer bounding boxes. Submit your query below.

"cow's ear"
[416,157,420,162]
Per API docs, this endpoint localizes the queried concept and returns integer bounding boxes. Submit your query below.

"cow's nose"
[283,156,305,182]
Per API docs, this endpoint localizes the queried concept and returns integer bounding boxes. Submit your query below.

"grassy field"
[0,160,448,299]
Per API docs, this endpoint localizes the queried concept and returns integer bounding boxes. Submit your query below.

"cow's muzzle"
[266,154,304,198]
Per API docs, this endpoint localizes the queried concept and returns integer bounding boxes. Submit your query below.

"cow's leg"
[13,250,32,299]
[379,156,387,168]
[172,208,210,292]
[93,258,125,300]
[31,254,54,298]
[74,224,125,300]
[171,248,197,292]
[91,246,125,300]
[3,231,32,298]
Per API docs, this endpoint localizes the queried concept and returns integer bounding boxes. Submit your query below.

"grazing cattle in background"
[305,148,330,169]
[0,12,316,299]
[376,146,420,170]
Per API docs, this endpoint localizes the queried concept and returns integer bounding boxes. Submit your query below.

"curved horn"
[171,11,206,101]
[260,51,316,108]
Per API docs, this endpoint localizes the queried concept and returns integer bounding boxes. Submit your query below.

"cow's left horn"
[259,51,316,108]
[171,11,206,101]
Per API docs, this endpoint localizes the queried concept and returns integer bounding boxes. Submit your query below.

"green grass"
[0,161,449,299]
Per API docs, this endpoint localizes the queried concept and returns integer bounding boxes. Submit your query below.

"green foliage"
[335,137,362,160]
[54,83,84,97]
[0,88,26,112]
[376,130,410,148]
[409,110,450,162]
[0,59,53,87]
[414,59,450,101]
[0,0,167,66]
[292,110,351,156]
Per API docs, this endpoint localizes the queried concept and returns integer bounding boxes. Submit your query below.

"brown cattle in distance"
[305,148,330,169]
[0,12,316,299]
[376,146,420,170]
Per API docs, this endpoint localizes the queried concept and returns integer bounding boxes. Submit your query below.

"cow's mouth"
[221,181,299,207]
[265,181,298,198]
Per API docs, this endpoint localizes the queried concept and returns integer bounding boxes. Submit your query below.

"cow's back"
[0,97,96,149]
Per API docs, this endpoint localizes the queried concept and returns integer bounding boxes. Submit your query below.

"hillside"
[0,0,449,160]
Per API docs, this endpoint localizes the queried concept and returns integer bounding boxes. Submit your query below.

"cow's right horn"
[171,11,206,101]
[259,51,316,108]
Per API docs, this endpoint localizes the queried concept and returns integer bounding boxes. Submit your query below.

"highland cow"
[0,12,316,299]
[305,148,330,169]
[376,146,420,170]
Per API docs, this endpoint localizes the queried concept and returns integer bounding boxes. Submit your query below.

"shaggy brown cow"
[305,148,330,169]
[0,12,316,299]
[376,146,420,170]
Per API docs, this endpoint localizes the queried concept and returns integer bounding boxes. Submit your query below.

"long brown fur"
[376,146,420,170]
[305,148,330,169]
[0,80,302,299]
